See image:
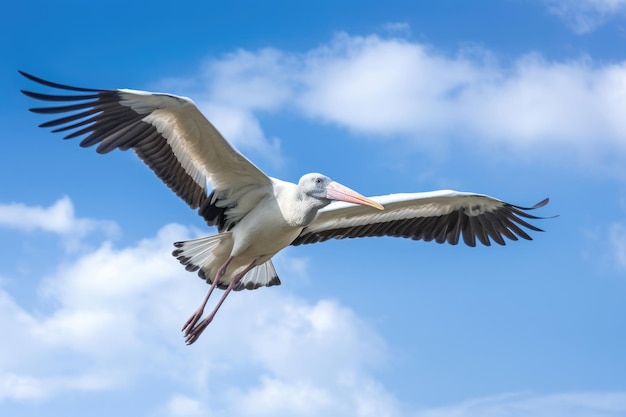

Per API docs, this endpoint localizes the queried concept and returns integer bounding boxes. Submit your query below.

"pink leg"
[184,260,257,345]
[182,256,234,335]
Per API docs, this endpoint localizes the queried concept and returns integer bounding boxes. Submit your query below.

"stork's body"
[177,175,384,342]
[20,71,555,345]
[202,180,307,285]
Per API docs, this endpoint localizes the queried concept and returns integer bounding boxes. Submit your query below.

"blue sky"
[2,0,626,416]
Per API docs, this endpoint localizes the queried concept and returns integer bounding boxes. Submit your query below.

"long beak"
[326,181,384,210]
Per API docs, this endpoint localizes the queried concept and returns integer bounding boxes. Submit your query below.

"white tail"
[234,260,281,291]
[173,234,224,273]
[172,234,281,291]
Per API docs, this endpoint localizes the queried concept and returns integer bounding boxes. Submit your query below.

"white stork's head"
[298,173,384,211]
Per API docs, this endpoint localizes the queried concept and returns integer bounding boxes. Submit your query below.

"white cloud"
[205,48,294,112]
[197,102,284,167]
[0,196,118,237]
[0,197,395,416]
[0,197,119,250]
[298,34,466,135]
[152,49,292,167]
[157,32,626,172]
[545,0,626,33]
[232,377,332,416]
[0,222,192,401]
[0,371,114,402]
[298,35,626,156]
[165,394,207,417]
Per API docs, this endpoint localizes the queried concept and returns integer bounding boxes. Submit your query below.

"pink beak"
[325,181,384,210]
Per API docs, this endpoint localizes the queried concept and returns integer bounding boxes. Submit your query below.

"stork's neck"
[278,190,326,228]
[294,196,329,227]
[272,179,330,227]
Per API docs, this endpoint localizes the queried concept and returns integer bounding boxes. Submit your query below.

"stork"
[20,71,554,345]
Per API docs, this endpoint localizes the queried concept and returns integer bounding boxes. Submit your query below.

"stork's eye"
[315,177,322,184]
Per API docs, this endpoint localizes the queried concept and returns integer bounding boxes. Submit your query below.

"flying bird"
[20,71,554,345]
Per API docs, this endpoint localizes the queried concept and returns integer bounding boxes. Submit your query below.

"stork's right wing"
[20,71,272,229]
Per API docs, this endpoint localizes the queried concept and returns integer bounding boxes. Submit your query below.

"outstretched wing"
[20,71,271,228]
[292,190,554,247]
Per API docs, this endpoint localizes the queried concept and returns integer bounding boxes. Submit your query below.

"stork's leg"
[184,260,257,345]
[181,256,234,335]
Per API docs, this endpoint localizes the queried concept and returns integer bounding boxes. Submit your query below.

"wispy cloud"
[545,0,626,33]
[414,391,626,417]
[609,222,626,269]
[165,394,207,417]
[583,210,626,271]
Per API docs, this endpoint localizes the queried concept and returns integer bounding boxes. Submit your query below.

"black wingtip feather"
[532,198,549,209]
[19,70,101,92]
[21,89,100,102]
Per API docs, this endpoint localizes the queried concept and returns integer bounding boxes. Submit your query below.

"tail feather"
[173,234,224,274]
[234,260,281,291]
[172,235,281,291]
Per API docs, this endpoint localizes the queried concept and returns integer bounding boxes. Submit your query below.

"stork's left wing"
[292,190,554,247]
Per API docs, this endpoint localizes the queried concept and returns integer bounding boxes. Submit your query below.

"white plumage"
[20,71,554,344]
